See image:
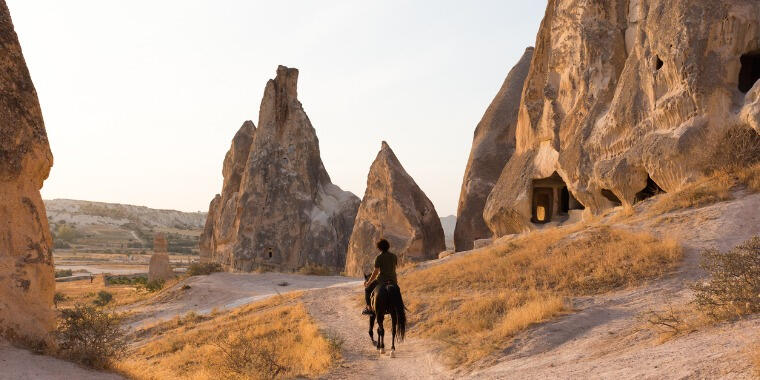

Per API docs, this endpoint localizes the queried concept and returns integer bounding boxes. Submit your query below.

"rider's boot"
[362,305,373,315]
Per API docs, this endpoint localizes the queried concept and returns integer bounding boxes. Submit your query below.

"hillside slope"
[45,199,206,254]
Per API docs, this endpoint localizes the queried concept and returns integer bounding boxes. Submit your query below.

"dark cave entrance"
[635,175,664,203]
[531,172,584,224]
[655,56,663,71]
[601,189,622,206]
[739,51,760,93]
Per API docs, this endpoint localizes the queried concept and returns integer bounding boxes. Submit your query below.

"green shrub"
[56,304,126,368]
[188,262,223,276]
[53,292,67,308]
[692,236,760,320]
[145,279,165,292]
[55,269,73,278]
[93,291,113,307]
[106,275,147,286]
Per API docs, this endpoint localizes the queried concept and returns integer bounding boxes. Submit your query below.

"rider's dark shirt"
[374,250,398,284]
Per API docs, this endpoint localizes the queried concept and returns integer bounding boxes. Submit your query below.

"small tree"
[692,236,760,320]
[93,290,113,307]
[56,304,126,368]
[53,292,67,309]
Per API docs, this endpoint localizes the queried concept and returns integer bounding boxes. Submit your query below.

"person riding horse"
[363,238,397,315]
[362,239,406,355]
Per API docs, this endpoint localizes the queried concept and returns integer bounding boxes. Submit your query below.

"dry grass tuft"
[401,225,682,367]
[648,173,735,215]
[116,292,338,380]
[753,344,760,377]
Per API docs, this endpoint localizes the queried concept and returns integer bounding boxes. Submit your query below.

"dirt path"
[304,285,451,380]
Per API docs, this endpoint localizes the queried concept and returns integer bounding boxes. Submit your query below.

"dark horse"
[364,274,406,355]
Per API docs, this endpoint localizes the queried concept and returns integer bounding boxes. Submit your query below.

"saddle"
[369,280,395,312]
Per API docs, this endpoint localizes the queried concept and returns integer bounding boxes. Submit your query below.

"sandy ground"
[125,272,358,329]
[0,343,124,380]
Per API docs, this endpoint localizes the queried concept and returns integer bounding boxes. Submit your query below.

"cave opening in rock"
[739,51,760,93]
[655,56,663,71]
[635,175,664,203]
[531,172,584,224]
[601,189,622,206]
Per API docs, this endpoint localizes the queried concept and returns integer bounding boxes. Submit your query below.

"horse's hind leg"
[377,313,385,353]
[390,310,397,354]
[368,314,376,345]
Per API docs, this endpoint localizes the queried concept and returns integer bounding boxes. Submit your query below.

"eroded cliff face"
[345,142,445,277]
[484,0,760,237]
[200,66,360,272]
[454,47,533,251]
[0,0,55,345]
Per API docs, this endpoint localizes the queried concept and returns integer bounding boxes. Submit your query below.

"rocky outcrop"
[0,0,55,345]
[484,0,760,237]
[148,253,173,282]
[345,142,445,277]
[200,66,360,273]
[454,48,533,251]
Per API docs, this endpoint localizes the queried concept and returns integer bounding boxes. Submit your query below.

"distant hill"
[440,215,456,250]
[45,199,206,254]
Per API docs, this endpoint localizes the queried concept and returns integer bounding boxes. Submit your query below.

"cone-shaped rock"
[454,47,533,251]
[345,142,445,277]
[200,66,360,272]
[0,0,55,345]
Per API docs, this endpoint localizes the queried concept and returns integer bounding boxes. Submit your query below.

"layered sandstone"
[200,66,360,272]
[0,0,55,344]
[484,0,760,236]
[345,142,445,277]
[454,48,533,251]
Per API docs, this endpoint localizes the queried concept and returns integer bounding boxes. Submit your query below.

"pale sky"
[8,1,545,216]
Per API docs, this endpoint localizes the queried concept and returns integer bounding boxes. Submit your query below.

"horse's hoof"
[380,348,386,354]
[389,350,395,358]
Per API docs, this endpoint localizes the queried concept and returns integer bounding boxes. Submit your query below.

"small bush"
[56,304,126,368]
[93,291,113,307]
[144,279,165,292]
[216,333,288,379]
[692,236,760,320]
[181,284,191,290]
[55,269,73,278]
[53,292,67,309]
[106,275,147,286]
[188,262,223,276]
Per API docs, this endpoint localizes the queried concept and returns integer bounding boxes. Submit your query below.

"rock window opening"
[531,172,583,224]
[601,189,622,206]
[655,56,663,71]
[739,51,760,93]
[634,175,664,203]
[267,249,273,259]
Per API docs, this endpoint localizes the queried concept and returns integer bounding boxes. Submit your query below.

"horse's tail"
[390,284,406,342]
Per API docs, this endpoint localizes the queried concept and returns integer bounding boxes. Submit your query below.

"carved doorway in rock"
[532,187,554,223]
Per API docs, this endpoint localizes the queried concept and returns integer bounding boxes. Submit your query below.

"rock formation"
[148,253,173,282]
[200,66,360,273]
[484,0,760,237]
[153,233,168,253]
[345,142,445,277]
[454,48,533,251]
[0,0,55,345]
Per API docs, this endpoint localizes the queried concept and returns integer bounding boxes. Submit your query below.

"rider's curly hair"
[376,239,390,252]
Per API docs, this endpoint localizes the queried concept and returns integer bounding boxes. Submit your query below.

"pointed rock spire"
[200,66,360,272]
[345,142,445,277]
